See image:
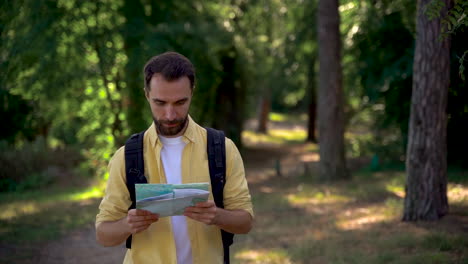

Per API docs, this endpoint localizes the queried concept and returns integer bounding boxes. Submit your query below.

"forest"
[1,0,467,263]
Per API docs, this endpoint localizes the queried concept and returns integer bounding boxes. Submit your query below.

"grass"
[232,168,468,264]
[242,129,307,145]
[0,182,105,264]
[0,183,104,242]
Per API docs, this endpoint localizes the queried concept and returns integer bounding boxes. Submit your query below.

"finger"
[128,214,159,224]
[184,211,215,223]
[195,201,215,208]
[184,208,211,215]
[131,219,156,229]
[133,223,153,234]
[129,209,155,216]
[129,219,159,233]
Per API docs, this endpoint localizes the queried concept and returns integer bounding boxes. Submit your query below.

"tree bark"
[317,0,349,180]
[212,46,246,148]
[257,96,270,134]
[403,0,452,221]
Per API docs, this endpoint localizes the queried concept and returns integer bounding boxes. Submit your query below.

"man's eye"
[176,101,186,105]
[154,101,165,106]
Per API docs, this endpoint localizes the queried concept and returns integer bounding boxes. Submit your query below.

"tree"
[403,0,452,221]
[317,0,349,180]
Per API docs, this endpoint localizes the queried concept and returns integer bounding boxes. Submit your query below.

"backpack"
[124,127,234,264]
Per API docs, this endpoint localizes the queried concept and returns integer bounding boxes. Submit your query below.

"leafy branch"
[425,0,467,80]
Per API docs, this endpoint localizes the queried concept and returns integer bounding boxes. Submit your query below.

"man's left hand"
[184,200,219,225]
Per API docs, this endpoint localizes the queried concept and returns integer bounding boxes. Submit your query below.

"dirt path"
[35,141,308,264]
[38,223,126,264]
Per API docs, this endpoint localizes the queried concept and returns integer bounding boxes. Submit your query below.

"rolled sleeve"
[96,147,132,226]
[223,139,254,217]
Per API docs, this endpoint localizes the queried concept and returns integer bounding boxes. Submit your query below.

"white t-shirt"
[159,135,192,264]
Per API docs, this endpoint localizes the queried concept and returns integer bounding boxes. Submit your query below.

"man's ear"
[144,88,149,100]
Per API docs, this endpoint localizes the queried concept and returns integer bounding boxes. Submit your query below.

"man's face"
[146,74,192,137]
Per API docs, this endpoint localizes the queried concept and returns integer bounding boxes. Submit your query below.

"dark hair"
[143,52,195,92]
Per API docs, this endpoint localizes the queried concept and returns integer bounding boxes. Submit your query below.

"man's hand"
[96,209,159,247]
[184,200,218,225]
[126,209,159,234]
[183,201,253,234]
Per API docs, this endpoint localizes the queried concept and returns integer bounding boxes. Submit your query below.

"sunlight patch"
[235,249,293,264]
[335,202,400,231]
[287,190,351,206]
[68,186,103,200]
[0,187,103,220]
[337,214,389,230]
[269,129,306,142]
[300,152,319,162]
[448,184,468,203]
[242,128,306,145]
[385,182,405,198]
[0,202,40,220]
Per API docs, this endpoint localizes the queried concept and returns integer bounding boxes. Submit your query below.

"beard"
[153,115,188,137]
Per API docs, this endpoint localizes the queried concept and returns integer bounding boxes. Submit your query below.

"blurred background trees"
[1,0,466,211]
[317,0,349,180]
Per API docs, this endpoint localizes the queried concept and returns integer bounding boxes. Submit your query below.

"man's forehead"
[147,75,192,99]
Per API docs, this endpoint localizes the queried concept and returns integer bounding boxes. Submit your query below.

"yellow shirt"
[96,117,253,264]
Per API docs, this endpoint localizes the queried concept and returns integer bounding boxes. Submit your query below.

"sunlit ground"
[236,115,468,263]
[0,185,104,221]
[232,168,468,264]
[0,182,105,245]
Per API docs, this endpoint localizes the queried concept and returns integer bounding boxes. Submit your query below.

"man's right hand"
[96,209,159,247]
[126,209,159,234]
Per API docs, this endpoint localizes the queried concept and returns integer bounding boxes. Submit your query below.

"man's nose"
[164,105,176,120]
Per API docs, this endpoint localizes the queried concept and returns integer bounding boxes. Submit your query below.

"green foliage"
[441,0,468,36]
[425,0,468,80]
[1,0,467,183]
[459,50,468,81]
[349,1,415,161]
[1,0,257,177]
[424,0,447,20]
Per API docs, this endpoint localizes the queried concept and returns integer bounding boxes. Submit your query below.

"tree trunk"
[257,96,270,134]
[212,46,246,148]
[317,0,349,180]
[307,55,317,143]
[403,0,452,221]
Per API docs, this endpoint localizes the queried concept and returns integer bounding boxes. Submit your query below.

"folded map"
[135,183,210,217]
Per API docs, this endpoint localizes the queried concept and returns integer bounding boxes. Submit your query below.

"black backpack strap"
[206,127,234,264]
[124,130,147,249]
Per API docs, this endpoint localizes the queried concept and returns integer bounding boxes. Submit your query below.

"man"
[95,51,254,264]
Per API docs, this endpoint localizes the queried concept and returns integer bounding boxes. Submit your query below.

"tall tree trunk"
[307,55,317,143]
[256,3,274,135]
[317,0,349,180]
[403,0,452,221]
[212,46,246,148]
[257,96,270,134]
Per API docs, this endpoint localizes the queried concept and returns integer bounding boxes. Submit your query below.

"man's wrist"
[213,207,224,226]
